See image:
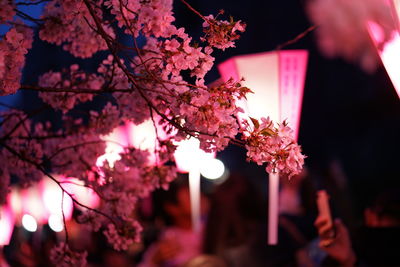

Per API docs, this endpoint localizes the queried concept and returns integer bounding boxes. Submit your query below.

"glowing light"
[173,137,216,232]
[98,126,125,167]
[0,205,14,245]
[368,21,400,99]
[9,188,22,221]
[41,179,73,220]
[128,118,173,165]
[61,177,100,209]
[22,214,37,232]
[48,214,63,232]
[99,118,172,168]
[174,138,201,172]
[22,187,48,224]
[129,120,157,149]
[200,158,225,180]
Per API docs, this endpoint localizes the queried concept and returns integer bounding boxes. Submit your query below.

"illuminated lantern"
[21,186,48,224]
[98,125,127,167]
[40,178,74,222]
[218,50,308,244]
[99,118,170,167]
[368,0,400,99]
[0,205,14,245]
[9,188,22,222]
[61,177,100,210]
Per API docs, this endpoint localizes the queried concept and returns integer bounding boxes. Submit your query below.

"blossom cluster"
[242,117,305,176]
[38,64,104,113]
[0,0,306,265]
[0,26,33,95]
[0,0,15,23]
[0,110,44,187]
[39,0,114,58]
[202,13,246,50]
[169,79,251,152]
[105,0,176,38]
[103,221,142,251]
[50,242,88,267]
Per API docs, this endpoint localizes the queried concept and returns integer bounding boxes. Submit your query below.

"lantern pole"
[268,171,280,245]
[189,167,201,233]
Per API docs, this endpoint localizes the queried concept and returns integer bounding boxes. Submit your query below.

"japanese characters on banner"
[218,50,308,244]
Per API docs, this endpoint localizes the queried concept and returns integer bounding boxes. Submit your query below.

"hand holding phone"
[315,190,335,247]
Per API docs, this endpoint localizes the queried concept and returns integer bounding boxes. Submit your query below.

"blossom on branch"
[0,26,33,95]
[0,0,15,23]
[202,13,246,50]
[242,117,305,176]
[50,242,88,267]
[38,64,104,113]
[40,0,114,58]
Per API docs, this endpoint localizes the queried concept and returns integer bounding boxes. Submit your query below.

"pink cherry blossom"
[50,242,88,267]
[0,26,33,95]
[0,0,15,23]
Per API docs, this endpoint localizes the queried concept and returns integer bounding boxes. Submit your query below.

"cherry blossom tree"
[0,0,305,265]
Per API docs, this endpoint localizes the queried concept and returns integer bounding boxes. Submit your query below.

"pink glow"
[218,57,241,81]
[97,126,126,167]
[98,120,213,234]
[100,117,217,173]
[128,120,162,165]
[99,117,172,168]
[368,21,400,99]
[218,50,308,140]
[40,179,73,221]
[60,177,100,210]
[174,138,201,173]
[0,205,14,246]
[219,51,280,122]
[8,189,22,222]
[21,187,48,224]
[173,138,215,173]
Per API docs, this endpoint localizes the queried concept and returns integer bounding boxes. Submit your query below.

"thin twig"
[16,0,50,6]
[61,190,69,243]
[20,85,133,94]
[275,25,317,50]
[180,0,208,21]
